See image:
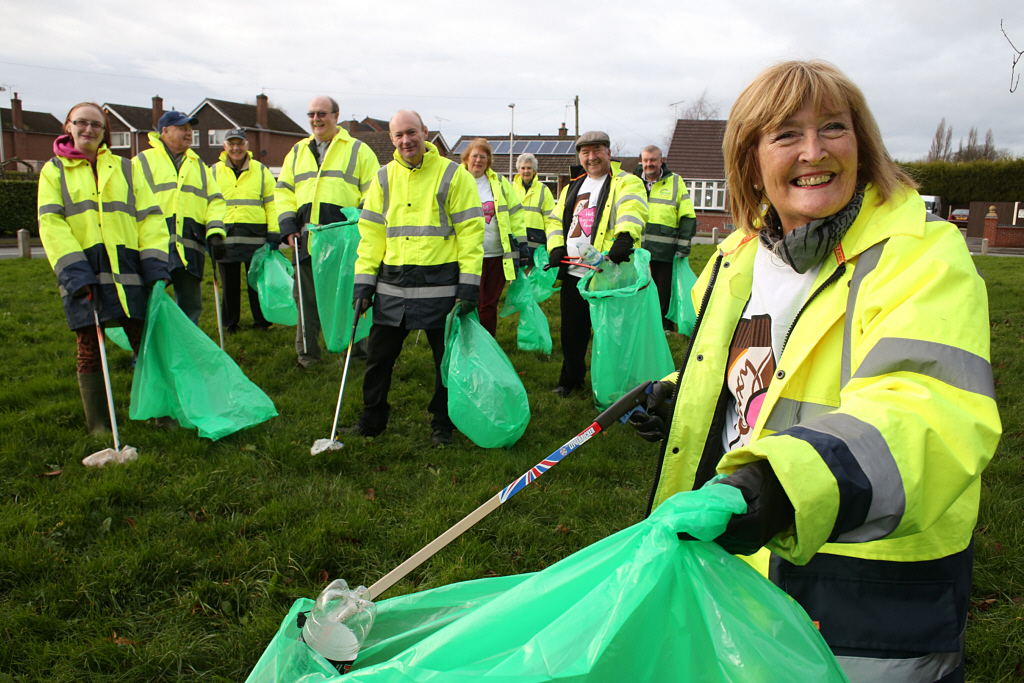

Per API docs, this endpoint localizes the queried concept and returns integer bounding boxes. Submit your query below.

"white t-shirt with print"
[722,244,822,453]
[565,174,608,277]
[476,175,502,257]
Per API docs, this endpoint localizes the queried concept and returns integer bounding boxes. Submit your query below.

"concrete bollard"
[981,238,988,256]
[711,227,719,246]
[17,229,32,259]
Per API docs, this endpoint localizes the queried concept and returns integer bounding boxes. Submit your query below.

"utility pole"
[508,103,515,179]
[574,96,579,141]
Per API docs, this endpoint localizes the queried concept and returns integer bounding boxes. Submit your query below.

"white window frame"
[685,180,727,211]
[208,129,231,147]
[110,131,131,148]
[191,130,200,146]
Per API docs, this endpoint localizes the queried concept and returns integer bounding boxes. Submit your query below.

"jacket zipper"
[779,262,848,355]
[645,252,724,516]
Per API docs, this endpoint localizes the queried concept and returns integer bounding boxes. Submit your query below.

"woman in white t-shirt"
[460,138,528,337]
[630,60,999,683]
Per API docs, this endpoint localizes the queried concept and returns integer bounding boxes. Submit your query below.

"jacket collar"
[393,140,439,168]
[218,149,252,172]
[147,131,198,164]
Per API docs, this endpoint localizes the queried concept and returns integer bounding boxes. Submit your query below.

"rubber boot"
[78,372,111,435]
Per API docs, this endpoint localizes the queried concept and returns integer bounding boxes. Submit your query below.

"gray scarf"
[759,190,864,273]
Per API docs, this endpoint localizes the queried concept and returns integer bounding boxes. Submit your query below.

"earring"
[753,184,759,191]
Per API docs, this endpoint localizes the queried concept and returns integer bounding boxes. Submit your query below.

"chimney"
[11,93,23,130]
[256,93,268,129]
[558,122,567,138]
[152,96,164,130]
[347,120,360,134]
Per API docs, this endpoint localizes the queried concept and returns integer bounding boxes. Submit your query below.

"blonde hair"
[460,137,492,171]
[724,60,917,232]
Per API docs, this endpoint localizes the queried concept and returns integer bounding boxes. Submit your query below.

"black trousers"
[218,260,268,330]
[649,259,674,331]
[360,318,452,434]
[558,274,591,390]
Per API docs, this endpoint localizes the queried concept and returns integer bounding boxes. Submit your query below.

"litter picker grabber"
[82,291,139,468]
[294,235,308,355]
[366,380,653,600]
[311,309,363,455]
[210,258,225,351]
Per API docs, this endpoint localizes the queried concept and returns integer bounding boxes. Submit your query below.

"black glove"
[73,283,98,299]
[548,246,567,270]
[353,297,372,316]
[457,299,477,315]
[209,234,227,261]
[627,379,676,443]
[681,460,794,556]
[607,232,634,264]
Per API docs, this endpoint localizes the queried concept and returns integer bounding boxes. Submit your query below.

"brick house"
[666,119,731,234]
[188,95,307,170]
[448,124,578,194]
[342,118,450,166]
[1,93,64,172]
[103,96,166,159]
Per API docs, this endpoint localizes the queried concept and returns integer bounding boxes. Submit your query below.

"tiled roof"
[666,119,727,180]
[103,103,154,131]
[194,98,306,135]
[448,134,578,177]
[1,108,63,135]
[349,129,447,166]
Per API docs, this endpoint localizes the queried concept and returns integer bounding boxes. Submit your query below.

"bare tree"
[953,127,1002,162]
[926,118,953,161]
[1002,20,1021,93]
[680,89,720,120]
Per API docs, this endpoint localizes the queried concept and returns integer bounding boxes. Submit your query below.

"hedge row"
[897,159,1024,205]
[0,180,39,238]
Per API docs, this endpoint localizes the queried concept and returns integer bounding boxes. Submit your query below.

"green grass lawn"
[1,246,1020,682]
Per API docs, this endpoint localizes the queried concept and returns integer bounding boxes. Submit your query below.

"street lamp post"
[508,103,515,179]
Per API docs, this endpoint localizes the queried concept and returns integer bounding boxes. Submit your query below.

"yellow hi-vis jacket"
[133,132,226,279]
[512,173,555,253]
[212,151,278,262]
[546,165,647,255]
[38,144,169,330]
[477,167,527,280]
[274,128,380,260]
[648,186,1000,678]
[633,164,697,262]
[354,141,484,330]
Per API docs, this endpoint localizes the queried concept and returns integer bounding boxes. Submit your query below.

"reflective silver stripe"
[354,273,376,287]
[293,171,318,184]
[65,200,99,217]
[649,196,677,206]
[614,193,645,209]
[320,169,360,185]
[495,204,509,214]
[679,191,691,201]
[436,163,458,234]
[102,201,132,214]
[616,214,644,228]
[377,282,458,299]
[853,337,996,399]
[678,238,691,247]
[207,220,225,232]
[763,397,834,433]
[387,225,453,238]
[179,184,207,200]
[546,229,561,241]
[141,248,167,262]
[97,272,144,286]
[278,210,296,226]
[263,195,275,205]
[450,206,484,224]
[360,208,385,225]
[359,179,371,192]
[224,236,267,246]
[138,154,158,194]
[226,199,263,207]
[379,167,390,217]
[175,235,203,252]
[835,639,960,683]
[523,205,544,214]
[39,203,65,216]
[842,241,887,386]
[643,234,678,244]
[209,192,224,203]
[459,273,481,286]
[502,250,516,259]
[54,251,88,277]
[799,412,905,543]
[276,180,294,191]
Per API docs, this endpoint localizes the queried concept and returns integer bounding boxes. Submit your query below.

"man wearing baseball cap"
[211,128,277,332]
[545,130,648,397]
[133,110,226,325]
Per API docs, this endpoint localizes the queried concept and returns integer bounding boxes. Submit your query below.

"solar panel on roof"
[525,141,542,153]
[539,141,556,154]
[492,141,509,154]
[454,140,469,154]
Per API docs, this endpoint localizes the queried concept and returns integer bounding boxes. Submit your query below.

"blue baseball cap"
[158,110,198,129]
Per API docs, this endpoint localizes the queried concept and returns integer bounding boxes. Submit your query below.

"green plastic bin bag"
[129,287,278,440]
[441,306,530,448]
[308,210,373,353]
[666,255,699,337]
[499,270,552,354]
[244,485,850,683]
[527,245,557,302]
[248,244,298,326]
[105,325,132,352]
[578,248,675,410]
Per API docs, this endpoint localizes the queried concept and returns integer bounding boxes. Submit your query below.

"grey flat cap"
[575,130,610,150]
[225,128,247,141]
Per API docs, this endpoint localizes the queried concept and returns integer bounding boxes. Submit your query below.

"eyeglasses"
[72,119,105,131]
[307,110,335,119]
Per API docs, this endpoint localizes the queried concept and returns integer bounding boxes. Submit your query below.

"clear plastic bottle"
[301,579,376,675]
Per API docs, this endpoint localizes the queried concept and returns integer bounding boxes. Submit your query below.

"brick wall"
[694,212,734,235]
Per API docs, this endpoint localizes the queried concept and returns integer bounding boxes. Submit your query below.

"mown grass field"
[0,245,1021,682]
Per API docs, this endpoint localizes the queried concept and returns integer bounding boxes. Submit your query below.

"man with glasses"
[275,95,380,367]
[133,110,227,325]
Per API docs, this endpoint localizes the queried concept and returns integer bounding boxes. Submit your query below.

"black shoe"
[225,324,240,335]
[252,322,273,331]
[339,423,383,438]
[430,429,453,447]
[551,385,578,398]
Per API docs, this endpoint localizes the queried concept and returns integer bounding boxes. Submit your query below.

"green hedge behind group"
[898,159,1024,206]
[0,180,38,238]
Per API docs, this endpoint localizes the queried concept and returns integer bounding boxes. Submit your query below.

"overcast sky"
[3,0,1022,162]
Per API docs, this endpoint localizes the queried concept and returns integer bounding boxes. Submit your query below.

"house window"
[208,129,231,146]
[685,180,727,210]
[191,130,200,146]
[110,132,131,148]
